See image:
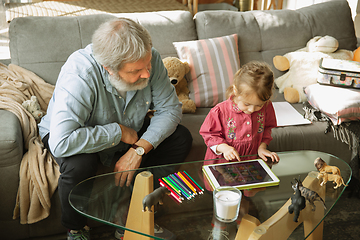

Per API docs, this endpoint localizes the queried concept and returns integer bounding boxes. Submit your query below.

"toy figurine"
[288,181,306,222]
[317,172,347,189]
[142,186,170,212]
[291,178,326,211]
[314,157,341,175]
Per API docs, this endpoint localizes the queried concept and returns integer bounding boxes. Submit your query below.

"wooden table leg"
[235,172,325,240]
[124,171,154,240]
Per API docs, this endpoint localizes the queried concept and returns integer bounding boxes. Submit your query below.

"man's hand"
[114,149,142,187]
[113,139,153,187]
[217,143,240,161]
[119,124,138,145]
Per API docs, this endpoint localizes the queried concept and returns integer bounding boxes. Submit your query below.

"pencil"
[170,174,193,197]
[168,175,192,199]
[183,170,204,193]
[162,177,181,195]
[173,173,195,195]
[159,181,182,203]
[176,172,197,195]
[158,178,183,200]
[180,171,201,193]
[166,175,191,199]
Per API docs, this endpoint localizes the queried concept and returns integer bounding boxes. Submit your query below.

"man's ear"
[103,66,114,75]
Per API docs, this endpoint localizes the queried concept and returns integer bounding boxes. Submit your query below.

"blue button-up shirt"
[38,44,182,166]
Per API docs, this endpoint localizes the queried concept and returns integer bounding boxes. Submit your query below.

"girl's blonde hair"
[226,61,274,101]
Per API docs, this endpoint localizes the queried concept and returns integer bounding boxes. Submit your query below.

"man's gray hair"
[92,18,152,72]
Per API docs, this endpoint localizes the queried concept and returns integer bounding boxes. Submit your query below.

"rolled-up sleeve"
[140,49,182,148]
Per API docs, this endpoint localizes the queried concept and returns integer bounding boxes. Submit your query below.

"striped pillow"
[173,34,240,107]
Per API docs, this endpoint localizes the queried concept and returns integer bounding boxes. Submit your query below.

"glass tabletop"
[69,150,351,240]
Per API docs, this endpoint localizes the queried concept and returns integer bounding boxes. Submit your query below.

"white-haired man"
[38,17,192,240]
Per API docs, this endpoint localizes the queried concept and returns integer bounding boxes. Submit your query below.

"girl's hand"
[258,144,279,162]
[217,143,240,161]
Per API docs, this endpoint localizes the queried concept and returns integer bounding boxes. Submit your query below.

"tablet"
[202,159,280,190]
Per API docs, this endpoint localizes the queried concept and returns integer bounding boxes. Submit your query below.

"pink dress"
[200,98,277,165]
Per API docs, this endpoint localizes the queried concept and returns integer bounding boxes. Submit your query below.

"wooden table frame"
[124,171,325,240]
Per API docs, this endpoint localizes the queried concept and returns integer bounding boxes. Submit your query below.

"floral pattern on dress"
[227,118,236,139]
[257,112,264,133]
[231,101,241,113]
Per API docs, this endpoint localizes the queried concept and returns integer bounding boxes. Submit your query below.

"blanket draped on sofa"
[304,102,360,193]
[0,63,59,224]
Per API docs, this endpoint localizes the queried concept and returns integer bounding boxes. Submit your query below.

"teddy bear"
[273,36,354,103]
[162,57,196,113]
[22,95,45,123]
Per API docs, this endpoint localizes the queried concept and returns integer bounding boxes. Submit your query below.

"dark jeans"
[42,121,192,230]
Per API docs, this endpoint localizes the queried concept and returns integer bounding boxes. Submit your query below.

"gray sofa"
[1,1,357,239]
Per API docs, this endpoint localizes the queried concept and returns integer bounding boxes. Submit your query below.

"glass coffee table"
[69,151,351,240]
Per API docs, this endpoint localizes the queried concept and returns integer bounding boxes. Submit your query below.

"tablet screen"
[202,159,279,190]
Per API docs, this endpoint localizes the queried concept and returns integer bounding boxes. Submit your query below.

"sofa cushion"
[9,11,197,85]
[173,34,240,107]
[9,14,116,85]
[194,0,357,78]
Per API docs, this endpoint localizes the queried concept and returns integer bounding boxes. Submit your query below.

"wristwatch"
[132,144,145,156]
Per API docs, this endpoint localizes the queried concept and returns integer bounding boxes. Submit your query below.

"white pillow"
[305,83,360,125]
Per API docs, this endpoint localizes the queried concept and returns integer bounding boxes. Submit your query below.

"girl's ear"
[232,85,238,96]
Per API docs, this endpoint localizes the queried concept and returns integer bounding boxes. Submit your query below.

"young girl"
[200,61,280,166]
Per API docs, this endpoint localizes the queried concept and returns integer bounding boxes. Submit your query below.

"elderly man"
[38,17,192,240]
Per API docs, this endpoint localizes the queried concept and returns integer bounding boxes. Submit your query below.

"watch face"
[135,147,145,155]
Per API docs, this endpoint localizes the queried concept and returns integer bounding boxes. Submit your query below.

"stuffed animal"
[22,95,45,123]
[162,57,196,113]
[273,36,353,103]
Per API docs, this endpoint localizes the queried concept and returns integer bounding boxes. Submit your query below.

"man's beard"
[108,73,149,92]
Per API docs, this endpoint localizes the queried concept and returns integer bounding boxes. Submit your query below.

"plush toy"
[22,95,45,123]
[162,57,196,113]
[353,46,360,62]
[273,36,353,103]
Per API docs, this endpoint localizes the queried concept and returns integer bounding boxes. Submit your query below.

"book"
[202,159,280,191]
[273,102,311,127]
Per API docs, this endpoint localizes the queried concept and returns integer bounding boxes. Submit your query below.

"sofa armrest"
[0,109,23,219]
[0,109,23,165]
